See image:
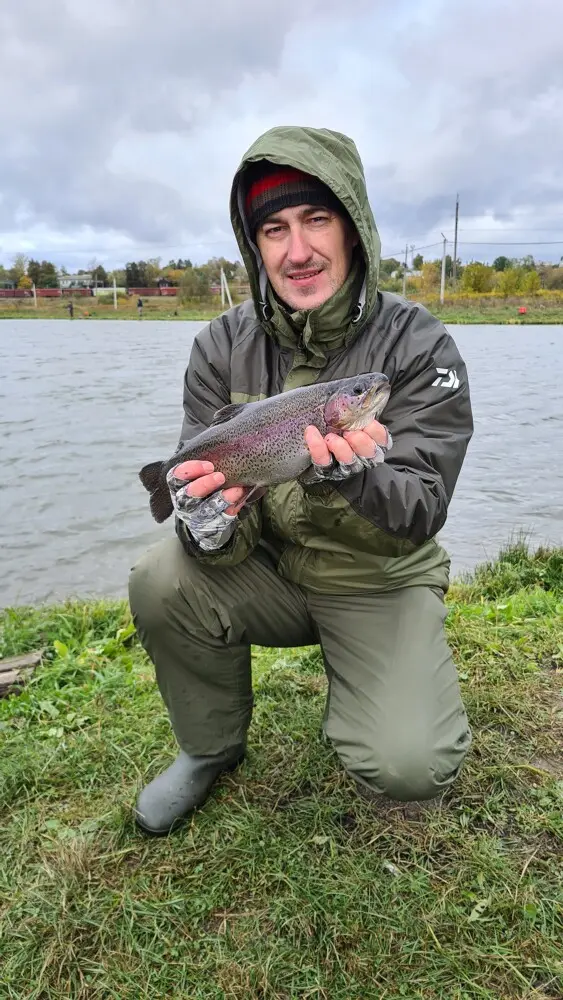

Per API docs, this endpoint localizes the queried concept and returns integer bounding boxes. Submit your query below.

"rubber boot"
[134,744,245,835]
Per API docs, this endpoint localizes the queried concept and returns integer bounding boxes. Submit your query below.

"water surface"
[1,320,561,607]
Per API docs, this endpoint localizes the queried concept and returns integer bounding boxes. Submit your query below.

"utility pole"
[220,267,233,309]
[113,275,117,311]
[32,282,37,308]
[440,233,447,304]
[452,193,459,288]
[402,244,408,297]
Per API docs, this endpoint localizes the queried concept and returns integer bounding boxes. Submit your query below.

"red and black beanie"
[244,160,346,237]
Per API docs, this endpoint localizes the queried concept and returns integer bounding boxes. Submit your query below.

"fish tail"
[139,460,174,523]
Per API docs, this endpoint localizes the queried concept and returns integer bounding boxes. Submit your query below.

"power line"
[381,238,563,260]
[381,241,443,260]
[457,239,563,246]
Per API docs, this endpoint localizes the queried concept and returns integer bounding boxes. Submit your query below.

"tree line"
[2,251,563,297]
[378,253,563,294]
[0,254,249,297]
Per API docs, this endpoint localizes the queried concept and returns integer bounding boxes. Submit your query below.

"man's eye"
[310,215,329,225]
[264,226,283,236]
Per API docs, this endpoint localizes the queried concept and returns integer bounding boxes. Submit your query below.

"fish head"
[324,372,391,432]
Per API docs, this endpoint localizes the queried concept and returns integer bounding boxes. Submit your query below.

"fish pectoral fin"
[210,402,249,426]
[139,460,165,493]
[241,485,267,505]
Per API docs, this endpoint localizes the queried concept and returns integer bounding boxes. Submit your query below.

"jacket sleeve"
[174,317,262,565]
[335,308,474,545]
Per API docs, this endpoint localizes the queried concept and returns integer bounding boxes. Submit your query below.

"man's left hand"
[305,420,390,467]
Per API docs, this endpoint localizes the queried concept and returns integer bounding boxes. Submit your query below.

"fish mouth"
[346,382,391,430]
[362,381,391,416]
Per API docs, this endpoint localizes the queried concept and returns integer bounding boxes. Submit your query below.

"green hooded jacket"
[175,126,474,594]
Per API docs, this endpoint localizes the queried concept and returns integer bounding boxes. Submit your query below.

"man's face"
[255,204,359,312]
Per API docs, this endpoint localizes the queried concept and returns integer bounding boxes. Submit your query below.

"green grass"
[3,294,563,325]
[0,296,241,323]
[423,297,563,325]
[1,543,562,999]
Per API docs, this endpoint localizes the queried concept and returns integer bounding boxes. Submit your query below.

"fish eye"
[352,384,364,396]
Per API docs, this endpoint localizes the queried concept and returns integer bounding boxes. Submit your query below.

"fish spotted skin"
[139,372,390,523]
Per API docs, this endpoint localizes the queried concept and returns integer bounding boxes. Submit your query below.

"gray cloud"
[1,0,563,266]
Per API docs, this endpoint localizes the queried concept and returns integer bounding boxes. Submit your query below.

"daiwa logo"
[432,367,460,389]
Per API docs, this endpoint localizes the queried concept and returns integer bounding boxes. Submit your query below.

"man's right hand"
[171,460,247,516]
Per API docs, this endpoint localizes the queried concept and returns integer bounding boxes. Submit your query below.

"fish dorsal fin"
[210,402,248,426]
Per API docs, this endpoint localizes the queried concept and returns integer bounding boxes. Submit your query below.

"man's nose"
[287,226,311,264]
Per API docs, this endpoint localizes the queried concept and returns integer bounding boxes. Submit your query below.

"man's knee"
[128,538,193,635]
[334,730,470,802]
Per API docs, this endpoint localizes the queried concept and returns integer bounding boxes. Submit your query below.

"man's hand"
[171,461,247,515]
[305,420,390,468]
[167,460,249,553]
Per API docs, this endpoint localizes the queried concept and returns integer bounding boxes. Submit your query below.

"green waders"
[129,536,471,801]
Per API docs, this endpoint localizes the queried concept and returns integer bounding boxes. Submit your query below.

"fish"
[139,371,391,523]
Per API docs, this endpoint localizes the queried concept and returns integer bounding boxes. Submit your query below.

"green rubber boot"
[134,745,245,835]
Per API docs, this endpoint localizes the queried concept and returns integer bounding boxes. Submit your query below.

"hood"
[229,125,381,340]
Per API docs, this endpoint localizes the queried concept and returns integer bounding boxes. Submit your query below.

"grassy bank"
[423,294,563,325]
[0,295,242,323]
[1,542,562,999]
[2,292,563,325]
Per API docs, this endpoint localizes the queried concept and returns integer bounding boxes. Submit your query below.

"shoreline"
[2,312,563,325]
[2,294,563,326]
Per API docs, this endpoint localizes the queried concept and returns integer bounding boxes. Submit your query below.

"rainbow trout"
[139,372,390,523]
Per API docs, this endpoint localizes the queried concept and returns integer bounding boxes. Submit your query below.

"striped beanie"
[244,160,346,237]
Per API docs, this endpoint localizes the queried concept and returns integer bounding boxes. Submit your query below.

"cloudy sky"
[1,0,562,272]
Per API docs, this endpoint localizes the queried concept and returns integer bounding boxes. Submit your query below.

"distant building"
[58,273,93,289]
[0,280,16,289]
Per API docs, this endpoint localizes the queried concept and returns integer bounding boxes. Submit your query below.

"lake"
[1,319,561,608]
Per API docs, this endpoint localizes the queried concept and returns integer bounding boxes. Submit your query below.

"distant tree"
[161,267,185,286]
[10,253,28,286]
[493,255,511,272]
[460,262,495,293]
[125,258,162,287]
[520,254,536,271]
[167,258,192,270]
[91,265,108,287]
[201,257,241,284]
[421,261,441,291]
[110,269,127,287]
[494,268,523,296]
[179,267,210,302]
[18,275,33,290]
[379,257,402,278]
[27,259,42,287]
[445,255,460,279]
[145,258,162,287]
[231,260,248,283]
[521,270,541,295]
[412,254,424,271]
[541,266,563,290]
[125,261,144,287]
[38,261,59,288]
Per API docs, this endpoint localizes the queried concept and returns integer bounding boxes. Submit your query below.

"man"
[129,126,473,836]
